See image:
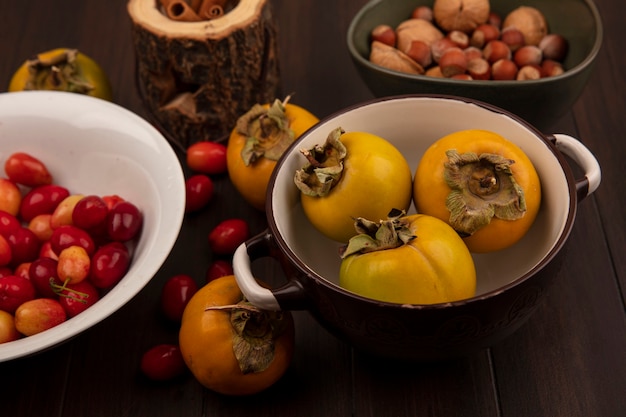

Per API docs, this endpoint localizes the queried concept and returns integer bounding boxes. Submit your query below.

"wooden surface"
[0,1,624,416]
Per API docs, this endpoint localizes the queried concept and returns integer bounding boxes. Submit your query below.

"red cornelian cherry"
[107,201,143,242]
[72,195,109,232]
[89,242,130,289]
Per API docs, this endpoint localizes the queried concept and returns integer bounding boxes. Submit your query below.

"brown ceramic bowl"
[233,95,600,361]
[346,0,603,131]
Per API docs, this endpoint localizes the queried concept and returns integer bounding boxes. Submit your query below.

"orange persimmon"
[413,129,541,253]
[226,97,318,211]
[179,275,294,396]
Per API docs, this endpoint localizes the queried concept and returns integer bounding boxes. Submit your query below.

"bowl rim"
[0,91,186,361]
[346,0,604,86]
[266,93,577,310]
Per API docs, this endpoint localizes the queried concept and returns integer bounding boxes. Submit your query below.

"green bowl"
[347,0,603,130]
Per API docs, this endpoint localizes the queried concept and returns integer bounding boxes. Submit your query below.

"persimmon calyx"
[340,209,415,258]
[237,95,295,166]
[443,149,526,236]
[25,49,94,95]
[206,301,289,374]
[294,126,347,197]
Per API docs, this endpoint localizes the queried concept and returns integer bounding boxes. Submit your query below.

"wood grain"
[0,0,623,416]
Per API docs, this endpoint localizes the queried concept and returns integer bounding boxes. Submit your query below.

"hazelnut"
[405,40,433,68]
[491,59,518,80]
[483,40,511,64]
[431,37,457,63]
[425,65,444,78]
[502,6,548,46]
[513,45,543,67]
[467,57,491,80]
[369,41,425,75]
[500,27,525,52]
[516,65,542,80]
[396,19,444,52]
[464,46,483,61]
[451,73,473,81]
[541,59,565,77]
[411,6,433,21]
[433,0,490,33]
[488,12,502,29]
[371,24,397,47]
[439,47,468,77]
[447,30,469,49]
[539,34,569,62]
[470,24,500,48]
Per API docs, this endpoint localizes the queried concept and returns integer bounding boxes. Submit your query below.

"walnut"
[396,18,444,53]
[502,6,548,46]
[433,0,490,33]
[369,41,425,75]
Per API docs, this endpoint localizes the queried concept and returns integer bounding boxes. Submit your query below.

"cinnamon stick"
[160,0,202,21]
[198,0,226,20]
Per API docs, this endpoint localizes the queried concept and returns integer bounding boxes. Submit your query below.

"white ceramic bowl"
[0,91,185,361]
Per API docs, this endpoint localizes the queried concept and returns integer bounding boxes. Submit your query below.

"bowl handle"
[233,231,308,311]
[551,134,601,202]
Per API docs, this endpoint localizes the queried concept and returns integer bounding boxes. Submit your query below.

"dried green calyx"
[24,49,94,95]
[294,126,347,197]
[206,301,290,374]
[340,209,415,258]
[444,149,526,236]
[237,96,295,166]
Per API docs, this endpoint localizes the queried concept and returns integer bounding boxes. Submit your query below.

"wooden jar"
[127,0,280,149]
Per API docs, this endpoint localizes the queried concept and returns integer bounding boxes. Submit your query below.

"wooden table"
[1,1,624,416]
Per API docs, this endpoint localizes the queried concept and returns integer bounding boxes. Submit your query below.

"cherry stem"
[50,278,89,303]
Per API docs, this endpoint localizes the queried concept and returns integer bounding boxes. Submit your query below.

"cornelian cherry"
[5,227,41,266]
[185,174,214,213]
[0,275,36,314]
[89,242,130,289]
[107,201,142,242]
[49,225,96,256]
[160,274,198,322]
[29,257,63,298]
[19,184,69,222]
[57,245,91,284]
[57,280,100,318]
[72,195,108,233]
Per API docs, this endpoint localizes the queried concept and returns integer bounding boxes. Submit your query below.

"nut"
[488,12,502,29]
[369,41,425,75]
[405,40,433,68]
[516,65,542,80]
[541,59,565,77]
[464,46,483,61]
[467,57,491,80]
[500,27,525,52]
[425,65,444,78]
[539,34,569,62]
[502,6,548,46]
[491,58,518,80]
[447,30,469,49]
[396,19,444,52]
[451,73,473,80]
[371,24,397,47]
[513,45,543,67]
[433,0,490,33]
[431,37,457,63]
[483,40,511,64]
[470,24,500,48]
[439,47,468,77]
[411,6,433,21]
